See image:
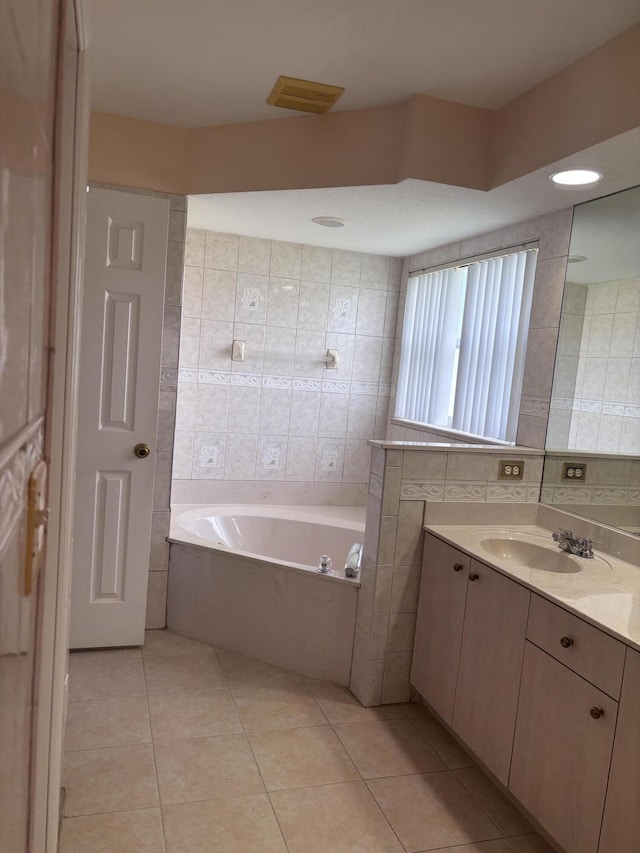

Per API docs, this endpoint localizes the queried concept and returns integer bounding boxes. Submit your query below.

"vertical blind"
[395,248,537,442]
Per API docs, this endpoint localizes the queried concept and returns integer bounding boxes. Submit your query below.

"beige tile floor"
[59,630,557,853]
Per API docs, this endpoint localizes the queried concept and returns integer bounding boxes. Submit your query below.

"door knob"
[134,443,150,458]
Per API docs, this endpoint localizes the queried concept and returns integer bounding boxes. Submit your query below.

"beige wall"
[87,25,640,196]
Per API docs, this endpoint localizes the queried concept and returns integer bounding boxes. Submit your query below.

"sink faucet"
[552,529,594,559]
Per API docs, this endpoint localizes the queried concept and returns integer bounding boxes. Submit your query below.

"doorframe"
[31,0,90,849]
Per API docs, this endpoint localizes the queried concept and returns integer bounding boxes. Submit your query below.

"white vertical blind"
[395,248,537,442]
[396,267,466,425]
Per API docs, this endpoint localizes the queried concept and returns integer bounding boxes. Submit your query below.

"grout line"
[143,655,168,853]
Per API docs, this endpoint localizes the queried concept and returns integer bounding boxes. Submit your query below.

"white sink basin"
[479,538,581,573]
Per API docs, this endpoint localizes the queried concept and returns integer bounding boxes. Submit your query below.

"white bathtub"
[167,504,365,684]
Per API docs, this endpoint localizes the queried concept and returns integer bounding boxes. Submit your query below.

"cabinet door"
[599,647,640,853]
[509,642,617,853]
[410,535,469,724]
[452,559,530,785]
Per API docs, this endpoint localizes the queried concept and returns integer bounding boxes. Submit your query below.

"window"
[395,246,538,442]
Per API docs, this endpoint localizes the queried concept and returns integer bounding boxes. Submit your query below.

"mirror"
[542,185,640,533]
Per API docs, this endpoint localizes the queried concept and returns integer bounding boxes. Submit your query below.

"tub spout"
[344,543,362,578]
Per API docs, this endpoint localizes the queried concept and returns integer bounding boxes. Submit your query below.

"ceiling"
[87,0,640,256]
[88,0,640,128]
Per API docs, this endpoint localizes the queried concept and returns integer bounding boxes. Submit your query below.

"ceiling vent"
[267,75,345,115]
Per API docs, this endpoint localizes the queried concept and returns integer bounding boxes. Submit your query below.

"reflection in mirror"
[543,186,640,533]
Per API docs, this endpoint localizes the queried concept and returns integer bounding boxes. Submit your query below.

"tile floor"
[59,630,556,853]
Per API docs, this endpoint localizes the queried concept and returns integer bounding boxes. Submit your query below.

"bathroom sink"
[479,538,581,573]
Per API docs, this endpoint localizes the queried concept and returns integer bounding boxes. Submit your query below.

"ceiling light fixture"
[550,169,603,189]
[567,255,588,263]
[312,216,347,228]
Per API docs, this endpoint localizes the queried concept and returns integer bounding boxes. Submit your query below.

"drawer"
[526,594,625,699]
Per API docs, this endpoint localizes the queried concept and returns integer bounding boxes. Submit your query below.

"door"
[509,642,617,853]
[599,647,640,853]
[410,534,469,724]
[70,188,168,648]
[452,559,530,785]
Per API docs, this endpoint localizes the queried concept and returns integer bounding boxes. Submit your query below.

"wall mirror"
[542,184,640,532]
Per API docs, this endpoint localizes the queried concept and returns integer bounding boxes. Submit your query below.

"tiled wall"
[91,184,188,629]
[387,210,574,449]
[172,230,401,502]
[0,0,58,846]
[548,278,640,453]
[350,444,544,706]
[541,452,640,529]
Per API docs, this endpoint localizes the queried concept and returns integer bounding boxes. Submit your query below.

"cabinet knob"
[453,562,464,572]
[560,636,573,648]
[469,571,480,582]
[589,706,604,720]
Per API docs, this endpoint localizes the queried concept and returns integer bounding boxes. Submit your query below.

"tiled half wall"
[172,231,402,503]
[350,444,544,707]
[541,452,640,529]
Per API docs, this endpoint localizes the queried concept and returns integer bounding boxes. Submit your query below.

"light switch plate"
[498,460,525,480]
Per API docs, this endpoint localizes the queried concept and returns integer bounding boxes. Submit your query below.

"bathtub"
[167,504,365,685]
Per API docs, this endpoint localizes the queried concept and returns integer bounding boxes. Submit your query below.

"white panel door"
[70,188,168,648]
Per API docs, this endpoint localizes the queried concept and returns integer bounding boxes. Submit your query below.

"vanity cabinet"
[411,529,638,853]
[411,534,529,783]
[599,647,640,852]
[410,535,469,724]
[452,558,530,785]
[509,641,618,853]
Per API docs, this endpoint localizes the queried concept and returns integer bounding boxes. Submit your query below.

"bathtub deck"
[59,630,553,852]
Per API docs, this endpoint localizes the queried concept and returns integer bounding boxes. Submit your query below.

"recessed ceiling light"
[550,169,603,188]
[312,216,347,228]
[568,255,588,263]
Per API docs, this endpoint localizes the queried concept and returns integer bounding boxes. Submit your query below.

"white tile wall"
[549,277,640,453]
[174,231,401,490]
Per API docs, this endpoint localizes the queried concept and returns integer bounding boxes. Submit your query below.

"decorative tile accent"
[400,481,444,500]
[197,370,230,385]
[230,373,262,386]
[0,422,43,553]
[444,483,488,502]
[520,396,550,417]
[333,298,352,319]
[263,375,293,389]
[322,379,351,394]
[369,473,383,500]
[322,450,339,471]
[552,486,592,503]
[486,484,528,502]
[199,444,222,467]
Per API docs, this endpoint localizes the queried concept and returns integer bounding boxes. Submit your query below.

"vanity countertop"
[425,523,640,652]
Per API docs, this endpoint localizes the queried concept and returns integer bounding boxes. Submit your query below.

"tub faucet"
[317,554,332,574]
[344,543,363,578]
[552,529,594,559]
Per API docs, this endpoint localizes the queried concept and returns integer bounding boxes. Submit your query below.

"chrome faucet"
[552,529,594,559]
